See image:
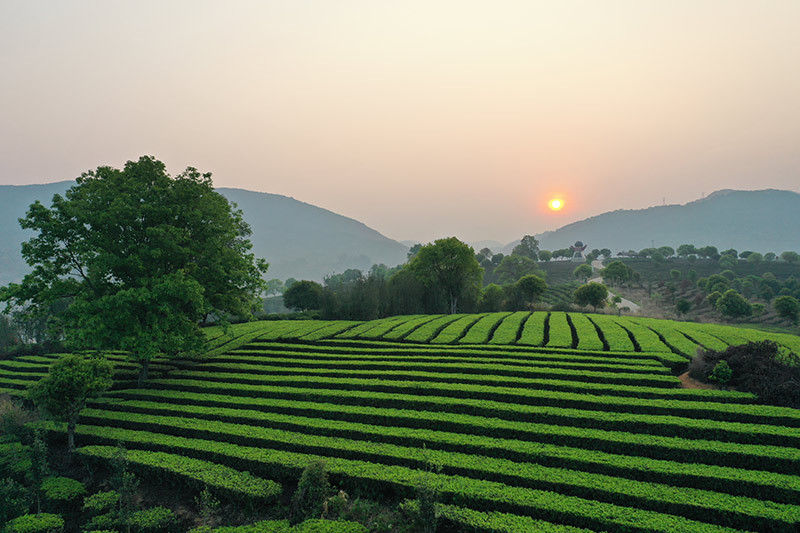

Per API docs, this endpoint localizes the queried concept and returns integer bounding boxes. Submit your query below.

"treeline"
[281,237,550,320]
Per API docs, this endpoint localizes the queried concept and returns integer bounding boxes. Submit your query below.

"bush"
[774,295,800,322]
[708,360,733,385]
[0,477,29,525]
[0,397,36,442]
[129,506,179,533]
[0,442,31,480]
[82,491,119,515]
[689,341,800,407]
[41,477,86,503]
[2,513,64,533]
[715,289,751,318]
[290,462,331,525]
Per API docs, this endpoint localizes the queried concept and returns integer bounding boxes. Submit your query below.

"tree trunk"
[450,295,458,314]
[137,360,149,387]
[67,419,76,456]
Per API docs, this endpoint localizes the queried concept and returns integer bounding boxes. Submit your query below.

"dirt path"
[678,371,716,390]
[590,260,641,313]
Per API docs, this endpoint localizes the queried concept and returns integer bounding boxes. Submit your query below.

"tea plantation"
[2,312,800,532]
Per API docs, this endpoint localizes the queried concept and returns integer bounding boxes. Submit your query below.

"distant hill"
[0,182,408,285]
[536,189,800,254]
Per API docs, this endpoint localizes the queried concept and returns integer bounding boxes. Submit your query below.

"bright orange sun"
[549,198,564,211]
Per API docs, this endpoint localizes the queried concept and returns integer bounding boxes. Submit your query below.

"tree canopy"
[574,282,608,311]
[283,280,324,311]
[511,235,539,259]
[0,156,268,383]
[28,354,113,453]
[408,237,482,314]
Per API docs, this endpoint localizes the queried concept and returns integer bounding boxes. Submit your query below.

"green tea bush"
[82,491,119,515]
[41,477,86,503]
[708,361,733,385]
[129,506,179,533]
[2,513,64,533]
[0,477,29,525]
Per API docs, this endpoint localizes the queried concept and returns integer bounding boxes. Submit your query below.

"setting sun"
[549,198,564,211]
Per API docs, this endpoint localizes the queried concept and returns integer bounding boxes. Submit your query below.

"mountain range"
[535,189,800,254]
[1,184,798,286]
[0,182,408,285]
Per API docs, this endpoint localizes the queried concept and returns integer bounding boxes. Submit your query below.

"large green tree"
[408,237,482,314]
[1,157,268,384]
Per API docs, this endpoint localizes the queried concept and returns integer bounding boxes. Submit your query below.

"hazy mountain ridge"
[0,182,408,285]
[536,189,800,253]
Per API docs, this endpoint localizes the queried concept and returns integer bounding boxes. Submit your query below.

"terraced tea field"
[2,313,800,532]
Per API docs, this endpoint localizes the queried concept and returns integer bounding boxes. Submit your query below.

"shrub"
[0,397,36,442]
[41,477,86,503]
[0,477,29,525]
[294,520,367,533]
[715,289,751,318]
[290,461,331,524]
[129,506,179,533]
[706,291,722,307]
[675,298,691,315]
[0,442,31,480]
[2,513,64,533]
[689,341,800,407]
[83,491,119,515]
[83,513,116,531]
[708,360,733,385]
[774,295,800,322]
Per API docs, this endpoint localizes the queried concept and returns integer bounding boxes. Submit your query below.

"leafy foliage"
[28,354,112,452]
[1,156,268,383]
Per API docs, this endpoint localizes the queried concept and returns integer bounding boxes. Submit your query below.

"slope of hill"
[4,315,799,532]
[537,189,800,253]
[0,182,408,285]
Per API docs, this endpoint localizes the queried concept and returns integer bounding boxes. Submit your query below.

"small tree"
[574,283,608,311]
[537,250,552,262]
[573,264,593,282]
[290,461,331,524]
[283,280,323,311]
[111,446,140,533]
[780,251,800,264]
[715,289,752,319]
[601,261,634,286]
[774,295,800,323]
[511,235,539,259]
[478,284,505,312]
[28,354,113,453]
[28,430,49,514]
[675,298,692,315]
[513,275,547,310]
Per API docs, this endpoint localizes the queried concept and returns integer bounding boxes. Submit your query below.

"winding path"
[589,259,641,313]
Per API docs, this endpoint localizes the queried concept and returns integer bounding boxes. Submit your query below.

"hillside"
[537,189,800,253]
[0,182,408,285]
[2,315,799,532]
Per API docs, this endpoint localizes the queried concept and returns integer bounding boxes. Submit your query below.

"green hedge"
[431,314,486,344]
[488,312,530,344]
[405,315,465,343]
[517,313,547,346]
[149,376,788,424]
[459,313,512,344]
[2,514,64,533]
[94,391,800,449]
[85,398,800,503]
[77,446,281,503]
[41,477,86,502]
[382,315,443,340]
[589,315,636,352]
[40,422,780,533]
[568,314,605,352]
[546,312,574,349]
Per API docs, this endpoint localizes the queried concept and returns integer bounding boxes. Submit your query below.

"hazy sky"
[1,1,799,244]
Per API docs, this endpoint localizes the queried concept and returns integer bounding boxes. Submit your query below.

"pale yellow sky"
[1,1,798,243]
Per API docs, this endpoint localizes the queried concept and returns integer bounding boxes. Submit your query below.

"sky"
[1,1,799,244]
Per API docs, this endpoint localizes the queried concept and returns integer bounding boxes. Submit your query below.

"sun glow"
[549,198,564,211]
